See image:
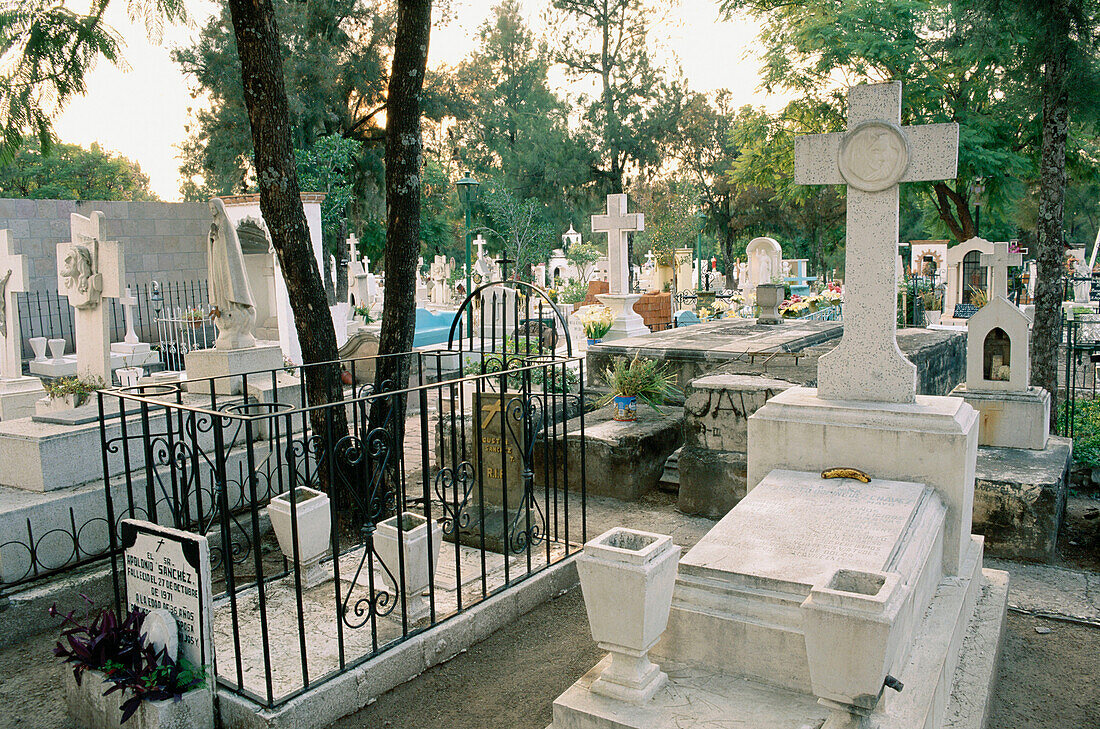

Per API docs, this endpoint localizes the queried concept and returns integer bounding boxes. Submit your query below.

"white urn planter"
[267,486,332,588]
[116,367,144,388]
[755,283,785,325]
[374,511,443,621]
[63,668,213,729]
[576,527,681,703]
[800,568,907,720]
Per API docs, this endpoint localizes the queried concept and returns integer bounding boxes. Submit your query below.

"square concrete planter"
[577,527,681,703]
[375,511,443,620]
[267,486,332,588]
[800,568,907,717]
[755,284,784,324]
[63,668,213,729]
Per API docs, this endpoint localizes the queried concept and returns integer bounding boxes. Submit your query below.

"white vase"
[116,367,143,388]
[266,486,332,588]
[29,337,47,362]
[576,527,681,703]
[374,511,443,621]
[48,338,66,360]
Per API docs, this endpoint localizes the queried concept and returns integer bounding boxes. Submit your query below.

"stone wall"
[0,198,208,294]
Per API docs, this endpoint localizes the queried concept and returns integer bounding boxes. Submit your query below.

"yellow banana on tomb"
[820,467,872,483]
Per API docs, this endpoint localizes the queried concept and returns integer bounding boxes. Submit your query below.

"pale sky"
[53,0,789,201]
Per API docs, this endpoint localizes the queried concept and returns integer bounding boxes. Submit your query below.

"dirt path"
[331,587,1100,729]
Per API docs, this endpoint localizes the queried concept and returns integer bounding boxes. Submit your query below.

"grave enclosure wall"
[0,198,208,294]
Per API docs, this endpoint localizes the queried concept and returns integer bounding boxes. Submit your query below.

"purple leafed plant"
[49,596,205,724]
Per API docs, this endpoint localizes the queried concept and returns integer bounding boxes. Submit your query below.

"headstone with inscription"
[472,392,526,508]
[121,519,214,673]
[552,82,1008,729]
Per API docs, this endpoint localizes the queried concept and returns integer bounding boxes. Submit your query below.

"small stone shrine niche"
[966,300,1029,392]
[982,327,1011,382]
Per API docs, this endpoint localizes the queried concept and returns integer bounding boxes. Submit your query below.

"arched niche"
[982,327,1011,382]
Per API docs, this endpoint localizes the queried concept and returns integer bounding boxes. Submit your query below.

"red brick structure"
[579,280,671,331]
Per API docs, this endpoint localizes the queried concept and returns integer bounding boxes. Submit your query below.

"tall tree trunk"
[370,0,432,436]
[226,0,346,438]
[1031,39,1070,429]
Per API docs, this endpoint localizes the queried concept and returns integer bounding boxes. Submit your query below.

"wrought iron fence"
[1059,317,1100,437]
[16,279,208,365]
[91,350,586,707]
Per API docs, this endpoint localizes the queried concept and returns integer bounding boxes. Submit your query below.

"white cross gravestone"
[591,194,644,296]
[110,286,153,361]
[592,194,649,341]
[0,231,28,382]
[346,234,359,266]
[795,82,959,403]
[981,241,1022,302]
[57,212,124,384]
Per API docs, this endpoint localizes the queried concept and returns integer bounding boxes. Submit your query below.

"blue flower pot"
[587,337,601,346]
[613,395,637,422]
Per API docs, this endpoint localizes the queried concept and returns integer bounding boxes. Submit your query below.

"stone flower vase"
[267,486,332,588]
[116,367,143,388]
[577,527,681,703]
[374,512,443,621]
[612,395,637,422]
[800,568,906,719]
[755,284,784,325]
[63,668,214,729]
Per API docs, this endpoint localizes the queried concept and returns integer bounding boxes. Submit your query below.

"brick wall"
[0,198,209,294]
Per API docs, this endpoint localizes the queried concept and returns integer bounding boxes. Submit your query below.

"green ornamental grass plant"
[597,355,682,413]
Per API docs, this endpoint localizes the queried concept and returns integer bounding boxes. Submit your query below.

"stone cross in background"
[57,212,124,384]
[346,234,359,266]
[591,194,644,295]
[119,286,139,345]
[0,230,28,380]
[981,242,1022,302]
[795,82,958,403]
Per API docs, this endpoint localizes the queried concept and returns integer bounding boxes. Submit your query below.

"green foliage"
[551,0,669,194]
[633,178,703,266]
[478,180,555,277]
[557,279,589,304]
[565,243,600,282]
[43,375,105,401]
[0,137,158,199]
[1060,399,1100,468]
[295,134,358,242]
[0,0,187,165]
[597,355,682,412]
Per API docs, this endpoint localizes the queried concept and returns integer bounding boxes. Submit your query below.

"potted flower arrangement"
[50,601,210,728]
[577,306,613,345]
[42,375,106,412]
[180,307,206,329]
[597,355,681,422]
[353,304,374,325]
[267,485,332,588]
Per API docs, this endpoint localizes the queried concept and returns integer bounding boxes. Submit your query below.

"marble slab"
[681,469,930,589]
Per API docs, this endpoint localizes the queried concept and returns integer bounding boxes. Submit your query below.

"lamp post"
[695,211,707,291]
[971,178,986,238]
[456,172,479,338]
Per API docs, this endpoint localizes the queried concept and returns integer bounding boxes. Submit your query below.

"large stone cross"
[473,234,489,261]
[591,194,644,295]
[57,212,124,383]
[0,230,28,381]
[981,241,1022,301]
[795,82,959,403]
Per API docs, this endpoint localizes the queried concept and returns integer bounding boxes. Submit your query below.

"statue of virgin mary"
[208,197,257,349]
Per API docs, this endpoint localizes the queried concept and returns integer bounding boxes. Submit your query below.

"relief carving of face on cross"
[60,242,103,309]
[838,122,911,192]
[0,268,10,337]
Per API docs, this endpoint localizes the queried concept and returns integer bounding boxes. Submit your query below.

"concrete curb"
[0,562,115,647]
[218,554,580,729]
